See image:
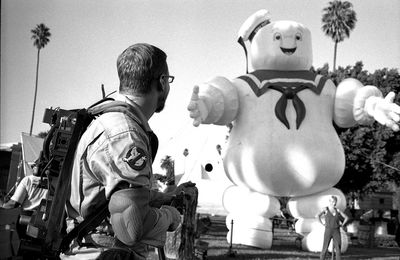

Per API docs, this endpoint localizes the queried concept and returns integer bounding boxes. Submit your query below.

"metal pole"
[230,219,234,251]
[226,219,236,257]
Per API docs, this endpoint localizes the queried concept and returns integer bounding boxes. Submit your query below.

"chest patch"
[123,146,148,171]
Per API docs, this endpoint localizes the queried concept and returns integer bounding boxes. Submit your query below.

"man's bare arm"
[316,208,326,226]
[2,199,20,209]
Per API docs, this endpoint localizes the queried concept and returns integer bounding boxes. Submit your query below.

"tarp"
[175,142,232,216]
[20,132,44,176]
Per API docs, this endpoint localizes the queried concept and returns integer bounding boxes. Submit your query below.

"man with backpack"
[66,43,195,259]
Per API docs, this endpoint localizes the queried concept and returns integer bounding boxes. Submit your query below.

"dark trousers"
[320,227,341,260]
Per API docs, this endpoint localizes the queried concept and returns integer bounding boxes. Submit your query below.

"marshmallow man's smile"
[281,47,296,55]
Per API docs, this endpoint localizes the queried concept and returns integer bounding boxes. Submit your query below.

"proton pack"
[1,97,152,259]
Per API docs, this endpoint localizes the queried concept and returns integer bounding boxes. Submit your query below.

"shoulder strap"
[88,100,145,133]
[59,201,109,253]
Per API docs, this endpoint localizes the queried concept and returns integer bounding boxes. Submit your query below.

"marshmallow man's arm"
[334,78,400,131]
[362,91,400,131]
[187,76,239,127]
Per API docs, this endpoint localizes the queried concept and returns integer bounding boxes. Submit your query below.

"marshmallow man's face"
[250,20,312,71]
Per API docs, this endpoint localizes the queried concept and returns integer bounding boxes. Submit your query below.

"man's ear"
[157,78,165,92]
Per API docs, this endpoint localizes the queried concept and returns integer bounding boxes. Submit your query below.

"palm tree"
[160,155,175,185]
[29,23,51,135]
[321,0,357,72]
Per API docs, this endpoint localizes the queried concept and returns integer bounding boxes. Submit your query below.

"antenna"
[101,84,105,98]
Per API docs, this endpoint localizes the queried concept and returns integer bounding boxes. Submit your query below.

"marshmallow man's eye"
[274,33,282,41]
[295,33,302,41]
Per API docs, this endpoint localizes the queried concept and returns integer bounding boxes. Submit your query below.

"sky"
[1,0,400,172]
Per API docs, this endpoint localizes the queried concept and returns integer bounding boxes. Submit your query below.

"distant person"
[280,207,295,230]
[393,212,400,247]
[317,195,350,260]
[388,210,399,236]
[66,43,196,259]
[1,174,48,212]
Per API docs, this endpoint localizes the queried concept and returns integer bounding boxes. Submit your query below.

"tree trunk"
[164,187,199,259]
[178,187,198,260]
[333,41,338,72]
[29,48,40,135]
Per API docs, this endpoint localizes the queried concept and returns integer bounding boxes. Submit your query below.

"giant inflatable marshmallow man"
[187,10,400,252]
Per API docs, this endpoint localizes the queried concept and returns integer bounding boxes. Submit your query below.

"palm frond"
[31,23,51,49]
[321,0,357,43]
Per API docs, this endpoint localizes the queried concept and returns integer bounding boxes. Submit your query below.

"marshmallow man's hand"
[187,86,209,127]
[372,92,400,131]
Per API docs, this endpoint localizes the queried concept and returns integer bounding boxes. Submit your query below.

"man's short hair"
[117,43,167,95]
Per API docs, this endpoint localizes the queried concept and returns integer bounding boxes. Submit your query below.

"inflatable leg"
[222,185,280,249]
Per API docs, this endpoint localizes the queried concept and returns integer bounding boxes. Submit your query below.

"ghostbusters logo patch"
[123,147,148,171]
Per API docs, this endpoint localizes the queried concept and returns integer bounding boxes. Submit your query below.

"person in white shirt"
[2,174,48,211]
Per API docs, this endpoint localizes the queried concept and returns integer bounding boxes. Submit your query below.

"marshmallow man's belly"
[223,83,344,197]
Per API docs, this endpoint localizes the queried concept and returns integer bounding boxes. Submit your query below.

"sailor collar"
[237,70,329,130]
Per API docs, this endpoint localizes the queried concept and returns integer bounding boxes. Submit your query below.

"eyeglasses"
[160,75,175,83]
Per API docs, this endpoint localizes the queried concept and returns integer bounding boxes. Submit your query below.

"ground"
[194,215,400,260]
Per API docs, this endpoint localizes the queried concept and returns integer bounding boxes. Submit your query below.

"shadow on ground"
[197,215,400,260]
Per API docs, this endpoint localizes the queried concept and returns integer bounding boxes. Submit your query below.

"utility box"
[356,192,394,210]
[0,144,22,195]
[0,150,12,193]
